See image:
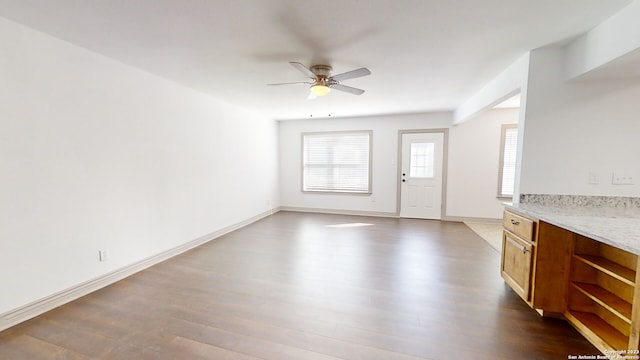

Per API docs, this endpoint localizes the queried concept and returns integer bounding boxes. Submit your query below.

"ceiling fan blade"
[289,61,316,79]
[267,81,312,86]
[331,84,365,95]
[330,67,371,82]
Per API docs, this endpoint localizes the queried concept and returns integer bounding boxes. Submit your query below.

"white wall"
[279,111,511,219]
[519,47,640,196]
[453,53,529,124]
[565,0,640,80]
[447,109,519,219]
[0,17,279,315]
[279,113,451,215]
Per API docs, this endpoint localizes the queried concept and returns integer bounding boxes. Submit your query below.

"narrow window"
[498,125,518,198]
[302,131,372,193]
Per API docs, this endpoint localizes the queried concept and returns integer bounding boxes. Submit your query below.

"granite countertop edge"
[504,202,640,255]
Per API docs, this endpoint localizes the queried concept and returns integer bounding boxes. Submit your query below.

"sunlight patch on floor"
[325,223,374,228]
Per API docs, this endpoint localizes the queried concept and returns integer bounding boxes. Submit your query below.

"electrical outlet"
[612,172,635,185]
[98,250,109,262]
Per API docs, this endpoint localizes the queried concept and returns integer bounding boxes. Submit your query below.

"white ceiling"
[0,0,632,120]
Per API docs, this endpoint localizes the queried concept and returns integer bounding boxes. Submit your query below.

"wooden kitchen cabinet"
[501,210,572,313]
[501,211,535,303]
[565,233,640,353]
[501,207,640,354]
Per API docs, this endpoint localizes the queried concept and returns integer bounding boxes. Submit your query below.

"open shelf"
[567,235,639,352]
[565,311,629,352]
[571,282,632,323]
[574,255,636,286]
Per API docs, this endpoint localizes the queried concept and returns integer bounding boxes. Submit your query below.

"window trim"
[497,124,518,199]
[301,130,373,195]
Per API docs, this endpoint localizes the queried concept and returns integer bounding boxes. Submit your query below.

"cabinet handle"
[511,219,520,226]
[522,246,529,254]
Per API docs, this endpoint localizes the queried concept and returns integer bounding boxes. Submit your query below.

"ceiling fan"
[269,61,371,98]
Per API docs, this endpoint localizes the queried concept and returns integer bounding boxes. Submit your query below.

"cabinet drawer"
[503,210,535,241]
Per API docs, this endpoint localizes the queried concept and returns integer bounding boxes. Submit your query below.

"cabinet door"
[501,231,534,302]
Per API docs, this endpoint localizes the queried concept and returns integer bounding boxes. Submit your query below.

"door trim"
[396,129,449,218]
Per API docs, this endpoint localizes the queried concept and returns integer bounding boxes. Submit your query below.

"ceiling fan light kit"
[311,84,331,96]
[269,61,371,98]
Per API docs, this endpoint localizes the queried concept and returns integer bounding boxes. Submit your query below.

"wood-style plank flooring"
[0,211,599,359]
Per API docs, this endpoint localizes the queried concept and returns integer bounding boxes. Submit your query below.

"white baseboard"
[280,206,398,218]
[443,216,502,223]
[0,208,278,332]
[281,207,502,223]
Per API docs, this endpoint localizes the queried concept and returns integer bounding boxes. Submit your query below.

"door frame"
[396,129,449,218]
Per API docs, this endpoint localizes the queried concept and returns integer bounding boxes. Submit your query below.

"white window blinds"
[499,125,518,197]
[302,131,372,193]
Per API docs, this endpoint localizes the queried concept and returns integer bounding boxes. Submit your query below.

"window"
[409,142,435,178]
[498,124,518,198]
[302,131,372,193]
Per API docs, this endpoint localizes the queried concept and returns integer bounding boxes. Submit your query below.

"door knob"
[402,179,406,182]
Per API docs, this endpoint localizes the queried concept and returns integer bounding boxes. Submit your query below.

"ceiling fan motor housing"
[310,65,333,87]
[310,65,332,77]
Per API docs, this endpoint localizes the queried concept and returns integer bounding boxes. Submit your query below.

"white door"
[400,132,444,219]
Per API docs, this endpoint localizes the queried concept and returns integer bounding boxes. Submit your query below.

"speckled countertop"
[505,195,640,255]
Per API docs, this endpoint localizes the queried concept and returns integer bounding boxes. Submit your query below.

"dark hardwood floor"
[0,211,599,359]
